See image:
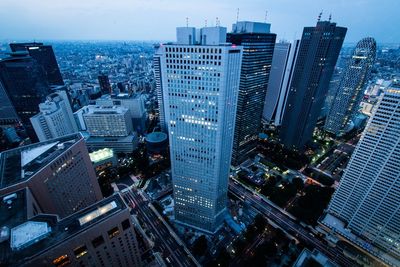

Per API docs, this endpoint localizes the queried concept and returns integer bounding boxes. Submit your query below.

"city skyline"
[0,0,399,43]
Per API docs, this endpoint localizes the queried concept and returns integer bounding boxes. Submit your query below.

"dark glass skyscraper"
[98,73,112,95]
[10,42,64,85]
[227,21,276,165]
[0,52,52,141]
[280,20,347,150]
[324,37,376,136]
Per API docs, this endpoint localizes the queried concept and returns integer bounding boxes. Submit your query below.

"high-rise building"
[324,37,376,136]
[9,42,64,85]
[0,192,142,267]
[263,40,300,126]
[0,80,19,125]
[96,93,147,133]
[160,26,242,233]
[30,91,78,142]
[279,20,347,150]
[98,73,112,95]
[0,52,52,141]
[154,45,166,132]
[325,84,400,262]
[76,105,133,137]
[227,21,276,165]
[0,133,103,218]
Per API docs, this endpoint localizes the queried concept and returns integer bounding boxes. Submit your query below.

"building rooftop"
[0,194,127,266]
[89,148,114,163]
[146,132,167,143]
[0,133,82,189]
[81,105,129,116]
[0,189,28,234]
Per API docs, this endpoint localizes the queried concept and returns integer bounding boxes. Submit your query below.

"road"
[228,180,359,267]
[117,183,198,267]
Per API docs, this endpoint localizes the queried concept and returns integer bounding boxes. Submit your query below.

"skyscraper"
[279,20,347,150]
[154,44,167,132]
[98,73,112,95]
[9,42,64,85]
[0,52,52,141]
[0,133,103,217]
[160,26,242,233]
[324,37,376,136]
[0,80,18,125]
[263,40,300,126]
[0,192,142,267]
[30,91,78,142]
[227,21,276,165]
[325,84,400,262]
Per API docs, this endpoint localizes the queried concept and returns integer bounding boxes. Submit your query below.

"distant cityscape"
[0,10,399,267]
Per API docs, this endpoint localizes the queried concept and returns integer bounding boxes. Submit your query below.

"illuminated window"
[73,245,88,259]
[108,227,120,239]
[52,254,70,266]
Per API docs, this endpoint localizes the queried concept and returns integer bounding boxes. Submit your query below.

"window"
[91,235,105,248]
[108,227,120,239]
[73,245,88,259]
[52,255,70,267]
[121,219,131,230]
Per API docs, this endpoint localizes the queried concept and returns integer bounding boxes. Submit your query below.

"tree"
[254,214,267,232]
[292,177,304,191]
[192,235,208,257]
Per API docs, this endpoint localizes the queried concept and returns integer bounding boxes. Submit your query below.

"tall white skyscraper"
[160,26,242,232]
[325,84,400,262]
[30,91,78,142]
[262,40,300,126]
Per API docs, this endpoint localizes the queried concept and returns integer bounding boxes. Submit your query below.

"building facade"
[78,105,133,137]
[279,20,347,150]
[227,21,276,165]
[160,26,242,232]
[10,42,64,86]
[98,73,112,95]
[324,37,376,136]
[0,193,142,267]
[0,133,103,218]
[263,40,300,126]
[0,52,52,141]
[327,85,400,260]
[154,45,166,132]
[30,91,78,142]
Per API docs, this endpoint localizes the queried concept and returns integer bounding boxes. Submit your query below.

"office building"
[84,133,139,154]
[160,26,242,232]
[30,91,78,142]
[98,73,112,95]
[0,193,142,267]
[324,37,376,136]
[263,40,300,126]
[0,133,103,218]
[0,80,18,125]
[9,42,64,85]
[279,20,347,150]
[77,105,133,137]
[227,21,276,165]
[325,84,400,262]
[96,93,146,133]
[154,45,166,132]
[0,52,52,141]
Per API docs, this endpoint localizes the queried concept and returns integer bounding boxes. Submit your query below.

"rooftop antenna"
[186,17,189,27]
[216,17,220,27]
[236,8,240,23]
[205,19,207,27]
[317,10,323,22]
[264,11,268,23]
[328,13,332,22]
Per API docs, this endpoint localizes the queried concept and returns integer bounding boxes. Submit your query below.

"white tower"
[160,26,242,233]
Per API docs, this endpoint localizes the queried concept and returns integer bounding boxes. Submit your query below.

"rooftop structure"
[0,194,142,267]
[0,133,103,218]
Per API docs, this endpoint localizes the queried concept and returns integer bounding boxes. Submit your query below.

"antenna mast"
[264,11,268,22]
[186,17,189,27]
[236,8,240,23]
[317,10,323,22]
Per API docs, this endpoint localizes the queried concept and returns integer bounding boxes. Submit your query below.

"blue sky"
[0,0,398,43]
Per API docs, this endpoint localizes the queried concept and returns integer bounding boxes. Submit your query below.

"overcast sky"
[0,0,398,43]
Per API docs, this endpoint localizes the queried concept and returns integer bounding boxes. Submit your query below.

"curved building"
[145,131,168,154]
[324,37,376,136]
